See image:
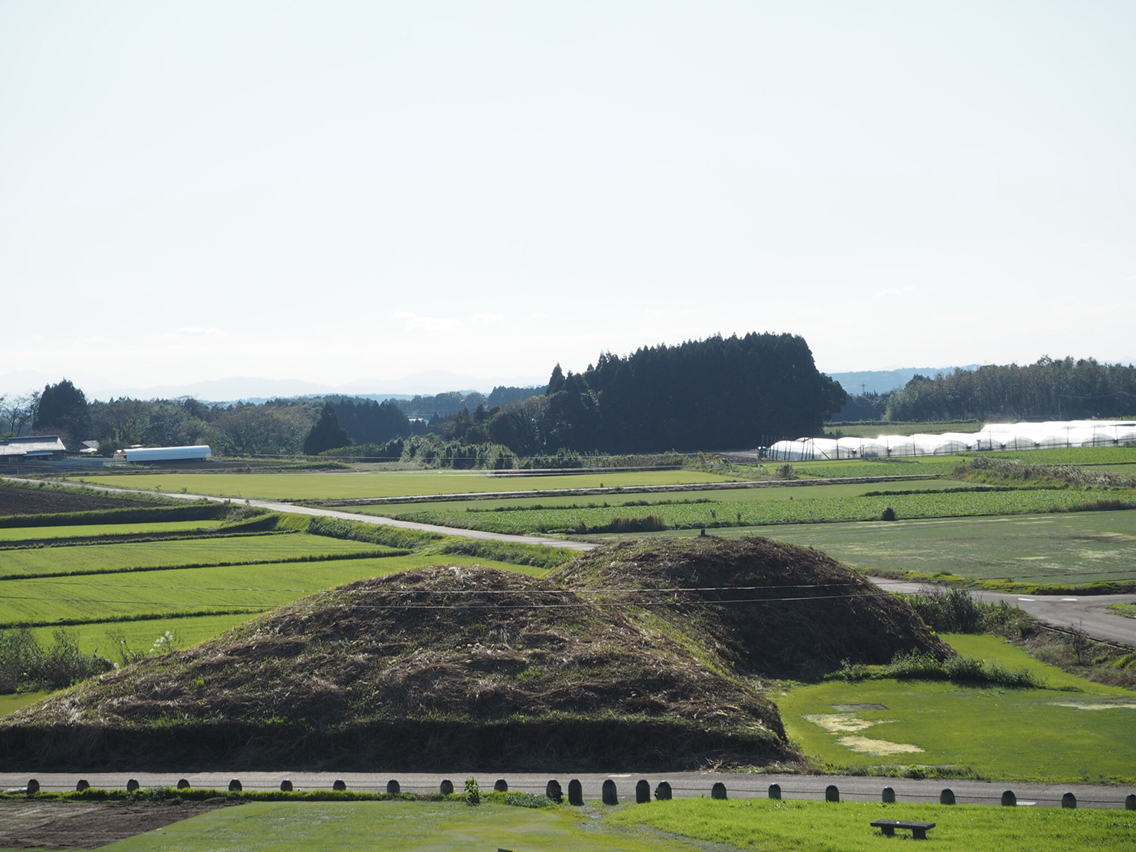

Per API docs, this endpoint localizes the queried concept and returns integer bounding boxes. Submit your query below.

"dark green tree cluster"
[543,333,846,453]
[885,357,1136,422]
[33,379,89,445]
[303,403,352,455]
[330,398,410,445]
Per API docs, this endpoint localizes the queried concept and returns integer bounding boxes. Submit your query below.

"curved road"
[5,476,1135,646]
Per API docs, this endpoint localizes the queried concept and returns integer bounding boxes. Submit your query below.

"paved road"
[5,476,1135,645]
[3,770,1133,810]
[874,579,1136,647]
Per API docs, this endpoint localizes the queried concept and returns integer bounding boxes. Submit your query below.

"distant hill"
[828,365,980,395]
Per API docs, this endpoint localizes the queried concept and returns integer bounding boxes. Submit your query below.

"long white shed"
[114,445,212,462]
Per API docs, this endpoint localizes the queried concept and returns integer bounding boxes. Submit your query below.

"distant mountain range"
[0,371,547,403]
[827,366,980,396]
[0,364,978,403]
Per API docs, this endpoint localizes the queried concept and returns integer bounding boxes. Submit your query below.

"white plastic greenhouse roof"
[767,420,1136,461]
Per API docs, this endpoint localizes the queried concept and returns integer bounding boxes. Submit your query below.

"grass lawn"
[0,690,52,718]
[80,798,1136,852]
[68,470,734,501]
[609,797,1136,852]
[775,634,1136,784]
[98,801,710,852]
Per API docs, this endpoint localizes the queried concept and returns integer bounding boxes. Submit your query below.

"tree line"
[875,357,1136,422]
[9,333,849,460]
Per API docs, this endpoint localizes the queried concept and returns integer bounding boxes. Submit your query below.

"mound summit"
[2,537,947,770]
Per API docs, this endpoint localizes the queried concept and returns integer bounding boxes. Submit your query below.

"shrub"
[880,506,897,521]
[464,778,480,807]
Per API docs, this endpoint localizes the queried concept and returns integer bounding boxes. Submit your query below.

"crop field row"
[0,519,226,542]
[68,469,734,501]
[0,532,389,578]
[359,479,978,517]
[387,488,1136,536]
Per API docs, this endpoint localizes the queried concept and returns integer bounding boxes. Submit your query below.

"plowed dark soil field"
[0,484,150,516]
[0,799,239,849]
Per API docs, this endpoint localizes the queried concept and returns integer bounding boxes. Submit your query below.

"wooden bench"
[871,819,936,839]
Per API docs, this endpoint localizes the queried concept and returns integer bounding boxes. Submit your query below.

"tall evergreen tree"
[303,403,352,455]
[34,379,89,443]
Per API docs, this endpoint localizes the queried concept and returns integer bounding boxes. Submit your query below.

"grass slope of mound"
[1,538,945,771]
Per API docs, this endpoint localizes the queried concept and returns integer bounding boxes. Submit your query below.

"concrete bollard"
[386,780,400,794]
[602,779,618,806]
[636,780,651,804]
[1001,790,1016,807]
[655,781,672,801]
[126,779,140,792]
[711,782,727,800]
[882,786,895,803]
[940,789,955,805]
[546,780,562,803]
[1062,792,1077,809]
[76,780,90,792]
[26,779,40,795]
[825,785,839,803]
[280,780,293,792]
[568,779,583,806]
[176,779,190,790]
[228,779,242,792]
[494,779,508,793]
[768,783,781,800]
[440,780,454,795]
[333,780,346,791]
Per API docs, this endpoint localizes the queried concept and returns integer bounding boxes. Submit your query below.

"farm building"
[0,435,68,460]
[113,445,212,463]
[768,420,1136,461]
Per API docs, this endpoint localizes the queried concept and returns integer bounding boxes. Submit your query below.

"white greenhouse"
[767,420,1136,461]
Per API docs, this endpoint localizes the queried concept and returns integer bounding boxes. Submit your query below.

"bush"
[908,587,984,633]
[464,778,480,807]
[880,506,897,521]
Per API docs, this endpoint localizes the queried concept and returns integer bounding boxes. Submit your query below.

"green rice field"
[712,510,1136,586]
[385,487,1134,536]
[776,633,1136,783]
[0,519,226,541]
[0,532,392,578]
[69,469,734,501]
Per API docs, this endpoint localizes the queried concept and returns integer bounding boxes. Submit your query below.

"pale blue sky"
[2,1,1133,394]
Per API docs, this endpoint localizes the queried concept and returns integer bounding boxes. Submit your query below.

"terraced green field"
[0,519,225,541]
[387,487,1134,536]
[69,469,733,501]
[0,533,391,578]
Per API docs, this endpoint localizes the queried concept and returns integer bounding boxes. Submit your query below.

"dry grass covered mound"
[2,537,945,771]
[552,537,951,678]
